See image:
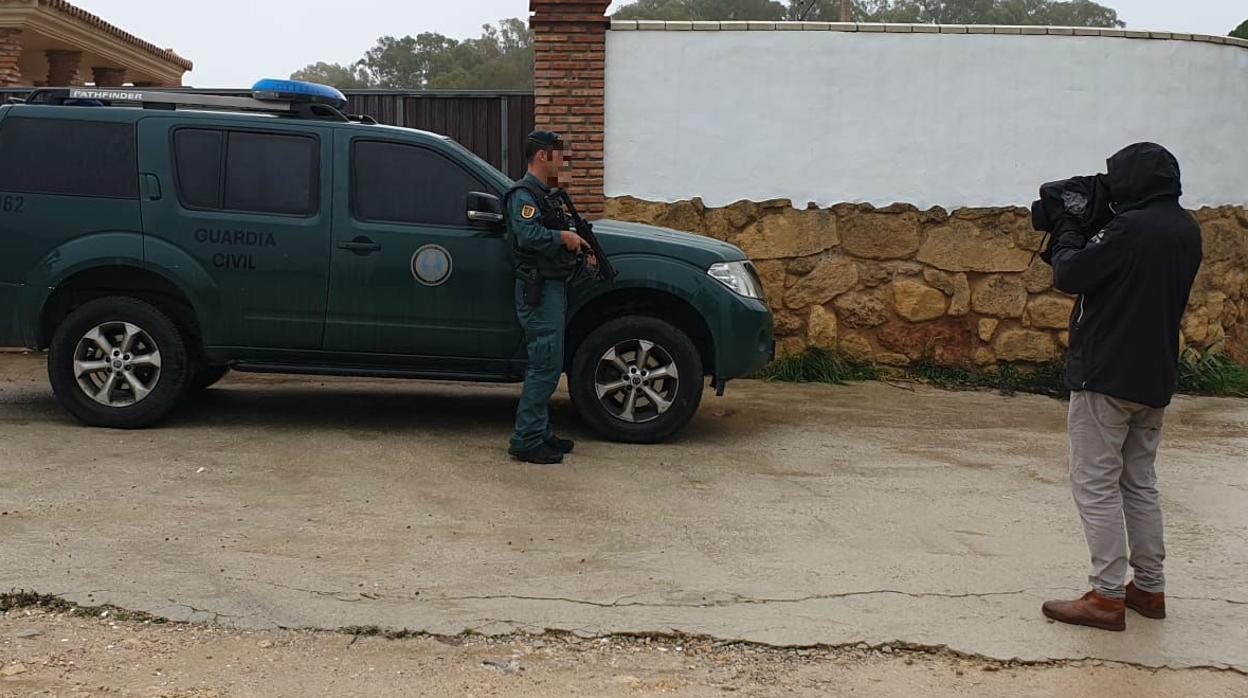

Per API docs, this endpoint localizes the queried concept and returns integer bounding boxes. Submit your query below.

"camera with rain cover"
[1031,174,1114,264]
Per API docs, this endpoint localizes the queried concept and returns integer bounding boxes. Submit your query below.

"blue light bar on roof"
[251,78,348,110]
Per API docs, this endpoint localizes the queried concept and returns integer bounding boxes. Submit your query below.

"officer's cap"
[527,130,564,151]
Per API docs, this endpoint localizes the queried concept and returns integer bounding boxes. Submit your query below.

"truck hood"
[593,219,745,268]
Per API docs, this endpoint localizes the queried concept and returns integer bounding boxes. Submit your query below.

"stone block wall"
[605,198,1248,366]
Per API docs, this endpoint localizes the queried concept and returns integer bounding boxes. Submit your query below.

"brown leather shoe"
[1125,581,1166,619]
[1042,590,1126,631]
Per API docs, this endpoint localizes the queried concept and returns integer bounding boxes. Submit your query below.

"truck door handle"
[140,173,162,201]
[338,237,382,254]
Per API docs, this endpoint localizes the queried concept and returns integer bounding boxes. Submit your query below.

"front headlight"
[707,261,763,300]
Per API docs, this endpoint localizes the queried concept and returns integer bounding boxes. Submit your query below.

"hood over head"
[1106,142,1182,210]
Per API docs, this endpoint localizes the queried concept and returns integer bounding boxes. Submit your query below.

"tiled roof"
[40,0,193,70]
[610,20,1248,50]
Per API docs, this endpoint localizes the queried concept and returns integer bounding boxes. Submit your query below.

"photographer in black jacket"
[1038,143,1203,631]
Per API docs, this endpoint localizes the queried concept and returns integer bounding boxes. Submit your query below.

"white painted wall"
[605,31,1248,210]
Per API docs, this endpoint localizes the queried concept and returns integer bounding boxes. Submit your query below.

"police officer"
[505,131,594,464]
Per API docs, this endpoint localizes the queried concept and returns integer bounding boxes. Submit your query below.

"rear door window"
[172,128,223,209]
[0,117,137,198]
[173,128,319,216]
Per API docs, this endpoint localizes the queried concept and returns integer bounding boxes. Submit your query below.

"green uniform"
[507,173,571,453]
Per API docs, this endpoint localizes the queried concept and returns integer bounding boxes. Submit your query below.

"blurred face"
[533,147,565,185]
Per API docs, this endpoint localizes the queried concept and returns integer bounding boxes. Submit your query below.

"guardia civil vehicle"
[0,80,774,443]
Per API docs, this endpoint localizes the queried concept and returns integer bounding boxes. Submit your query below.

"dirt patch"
[4,609,1245,698]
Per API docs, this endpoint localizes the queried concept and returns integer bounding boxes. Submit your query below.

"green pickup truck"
[0,83,774,443]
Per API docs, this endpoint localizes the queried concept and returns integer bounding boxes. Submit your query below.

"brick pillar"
[45,49,83,86]
[0,28,24,87]
[92,67,126,87]
[530,0,609,217]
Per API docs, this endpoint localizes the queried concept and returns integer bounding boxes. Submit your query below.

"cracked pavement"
[1,351,1246,673]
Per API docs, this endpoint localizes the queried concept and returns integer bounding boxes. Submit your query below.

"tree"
[289,62,373,89]
[617,0,1123,27]
[291,19,533,91]
[1232,19,1248,40]
[614,0,786,20]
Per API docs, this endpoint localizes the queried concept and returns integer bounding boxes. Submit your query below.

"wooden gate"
[1,88,536,179]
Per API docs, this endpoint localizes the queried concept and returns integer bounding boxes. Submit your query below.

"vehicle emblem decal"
[411,245,453,287]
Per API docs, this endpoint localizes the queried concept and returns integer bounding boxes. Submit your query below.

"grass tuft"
[758,347,1248,400]
[1179,349,1248,397]
[1,589,168,623]
[906,361,1068,398]
[756,347,879,384]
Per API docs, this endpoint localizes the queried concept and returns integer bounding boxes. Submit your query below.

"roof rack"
[16,88,377,125]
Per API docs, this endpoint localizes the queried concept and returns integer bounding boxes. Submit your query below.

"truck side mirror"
[467,192,505,227]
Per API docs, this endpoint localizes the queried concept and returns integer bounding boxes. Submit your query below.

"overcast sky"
[70,0,1246,87]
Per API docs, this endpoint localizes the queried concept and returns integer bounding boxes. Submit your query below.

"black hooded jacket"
[1049,143,1203,408]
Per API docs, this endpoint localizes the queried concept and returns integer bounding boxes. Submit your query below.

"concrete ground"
[1,350,1246,681]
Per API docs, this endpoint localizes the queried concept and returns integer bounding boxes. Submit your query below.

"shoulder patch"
[520,204,538,220]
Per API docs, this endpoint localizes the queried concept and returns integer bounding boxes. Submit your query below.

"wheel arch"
[566,285,715,376]
[36,265,204,351]
[21,233,219,351]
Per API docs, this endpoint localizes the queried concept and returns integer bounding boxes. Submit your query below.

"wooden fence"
[0,88,536,179]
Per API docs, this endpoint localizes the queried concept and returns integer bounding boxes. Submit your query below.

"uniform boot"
[508,443,564,465]
[1041,590,1126,631]
[545,434,575,454]
[1125,581,1166,619]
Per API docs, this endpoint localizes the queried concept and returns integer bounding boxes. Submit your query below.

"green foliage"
[852,0,1122,26]
[756,347,879,383]
[906,359,1068,397]
[614,0,786,20]
[759,347,1248,399]
[291,19,533,91]
[290,62,374,89]
[616,0,1123,26]
[1179,348,1248,398]
[1232,19,1248,40]
[296,1,1132,90]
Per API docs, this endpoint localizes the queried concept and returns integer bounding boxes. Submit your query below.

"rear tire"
[47,296,189,428]
[569,315,704,444]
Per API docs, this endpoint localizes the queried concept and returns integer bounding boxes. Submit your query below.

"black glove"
[1053,214,1089,243]
[1039,214,1083,266]
[1039,232,1056,266]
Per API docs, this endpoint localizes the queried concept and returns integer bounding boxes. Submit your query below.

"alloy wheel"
[594,339,680,424]
[72,321,163,407]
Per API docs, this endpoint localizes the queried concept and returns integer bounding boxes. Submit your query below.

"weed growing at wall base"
[755,347,879,384]
[759,348,1248,399]
[907,360,1068,398]
[1179,350,1248,398]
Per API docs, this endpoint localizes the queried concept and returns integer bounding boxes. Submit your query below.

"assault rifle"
[552,188,617,283]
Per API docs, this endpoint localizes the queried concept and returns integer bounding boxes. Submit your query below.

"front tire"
[48,296,190,428]
[569,315,704,443]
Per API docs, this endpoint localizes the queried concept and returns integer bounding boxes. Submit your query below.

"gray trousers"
[1067,390,1167,598]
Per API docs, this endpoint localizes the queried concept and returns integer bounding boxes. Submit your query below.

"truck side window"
[172,129,223,209]
[351,140,482,227]
[0,117,137,199]
[173,128,319,216]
